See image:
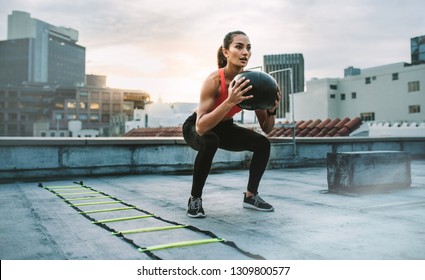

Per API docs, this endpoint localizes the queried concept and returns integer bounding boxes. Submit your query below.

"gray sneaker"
[187,197,206,218]
[243,193,274,212]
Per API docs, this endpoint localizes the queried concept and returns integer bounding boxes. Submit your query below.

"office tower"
[411,35,425,65]
[0,11,85,86]
[263,54,304,119]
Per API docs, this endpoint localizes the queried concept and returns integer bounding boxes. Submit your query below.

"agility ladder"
[39,181,264,260]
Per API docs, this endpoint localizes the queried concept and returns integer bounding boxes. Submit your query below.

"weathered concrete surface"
[1,160,424,260]
[327,151,412,193]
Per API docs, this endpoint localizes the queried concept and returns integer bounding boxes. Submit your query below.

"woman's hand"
[226,77,253,106]
[267,86,281,115]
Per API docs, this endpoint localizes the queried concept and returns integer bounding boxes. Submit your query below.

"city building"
[0,11,151,137]
[0,11,85,86]
[292,62,425,123]
[263,54,305,118]
[290,35,425,133]
[0,76,150,137]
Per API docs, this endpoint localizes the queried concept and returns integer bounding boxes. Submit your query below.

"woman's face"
[224,34,251,67]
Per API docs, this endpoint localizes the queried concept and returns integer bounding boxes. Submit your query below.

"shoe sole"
[187,212,206,218]
[243,202,274,212]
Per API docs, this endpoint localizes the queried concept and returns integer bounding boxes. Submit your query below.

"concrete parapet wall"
[0,136,424,182]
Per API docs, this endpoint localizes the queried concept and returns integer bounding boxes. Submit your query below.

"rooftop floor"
[1,160,425,260]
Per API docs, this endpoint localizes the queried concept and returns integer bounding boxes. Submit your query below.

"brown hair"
[217,30,247,68]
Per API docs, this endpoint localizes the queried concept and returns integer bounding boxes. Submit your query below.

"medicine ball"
[233,71,278,110]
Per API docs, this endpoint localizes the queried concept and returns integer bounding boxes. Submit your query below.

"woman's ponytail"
[217,46,227,68]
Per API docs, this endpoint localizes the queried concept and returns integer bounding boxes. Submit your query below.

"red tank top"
[214,68,242,118]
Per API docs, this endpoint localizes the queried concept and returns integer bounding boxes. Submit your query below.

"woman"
[182,30,280,218]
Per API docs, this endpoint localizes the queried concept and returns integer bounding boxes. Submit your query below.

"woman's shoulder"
[199,69,222,99]
[204,69,221,83]
[202,69,221,90]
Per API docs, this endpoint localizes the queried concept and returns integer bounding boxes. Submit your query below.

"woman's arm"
[256,87,281,134]
[195,72,252,136]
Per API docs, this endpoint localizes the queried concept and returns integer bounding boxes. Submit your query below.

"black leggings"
[182,112,271,198]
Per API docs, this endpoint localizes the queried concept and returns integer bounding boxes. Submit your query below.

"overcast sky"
[1,0,424,102]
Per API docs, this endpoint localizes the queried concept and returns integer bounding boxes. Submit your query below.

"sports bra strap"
[215,68,242,118]
[219,68,227,97]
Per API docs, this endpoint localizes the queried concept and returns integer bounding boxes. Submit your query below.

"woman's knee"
[255,135,270,152]
[200,131,220,149]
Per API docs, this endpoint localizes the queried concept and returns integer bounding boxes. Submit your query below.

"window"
[79,102,87,109]
[113,92,121,101]
[67,101,76,109]
[79,114,88,120]
[351,92,357,99]
[54,102,64,109]
[102,103,110,112]
[409,105,421,114]
[361,112,375,121]
[102,92,110,100]
[123,102,132,111]
[408,81,420,92]
[365,77,371,84]
[330,85,338,90]
[113,104,121,112]
[8,91,18,98]
[340,93,346,100]
[90,114,99,121]
[9,113,18,121]
[91,92,100,99]
[392,73,399,80]
[90,102,100,110]
[330,94,336,99]
[8,102,18,109]
[67,114,77,120]
[102,114,110,123]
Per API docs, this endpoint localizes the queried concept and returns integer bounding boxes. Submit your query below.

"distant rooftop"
[123,118,363,138]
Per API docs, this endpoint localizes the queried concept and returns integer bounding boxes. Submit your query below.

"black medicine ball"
[233,71,278,110]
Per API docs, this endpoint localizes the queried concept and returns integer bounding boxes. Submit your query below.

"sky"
[1,0,424,103]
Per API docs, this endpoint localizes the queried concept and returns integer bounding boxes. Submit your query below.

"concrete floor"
[1,160,425,260]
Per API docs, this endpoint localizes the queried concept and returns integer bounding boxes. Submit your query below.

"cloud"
[1,0,424,102]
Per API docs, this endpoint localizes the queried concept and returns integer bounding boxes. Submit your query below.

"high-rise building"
[411,35,425,65]
[0,11,85,86]
[263,54,304,118]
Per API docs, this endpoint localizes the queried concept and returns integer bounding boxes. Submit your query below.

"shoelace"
[190,197,202,209]
[253,195,266,206]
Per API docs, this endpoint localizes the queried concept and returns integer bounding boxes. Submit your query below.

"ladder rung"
[65,196,110,201]
[71,201,121,207]
[113,225,187,235]
[43,185,82,189]
[138,238,225,252]
[58,191,100,196]
[93,214,155,224]
[79,206,136,214]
